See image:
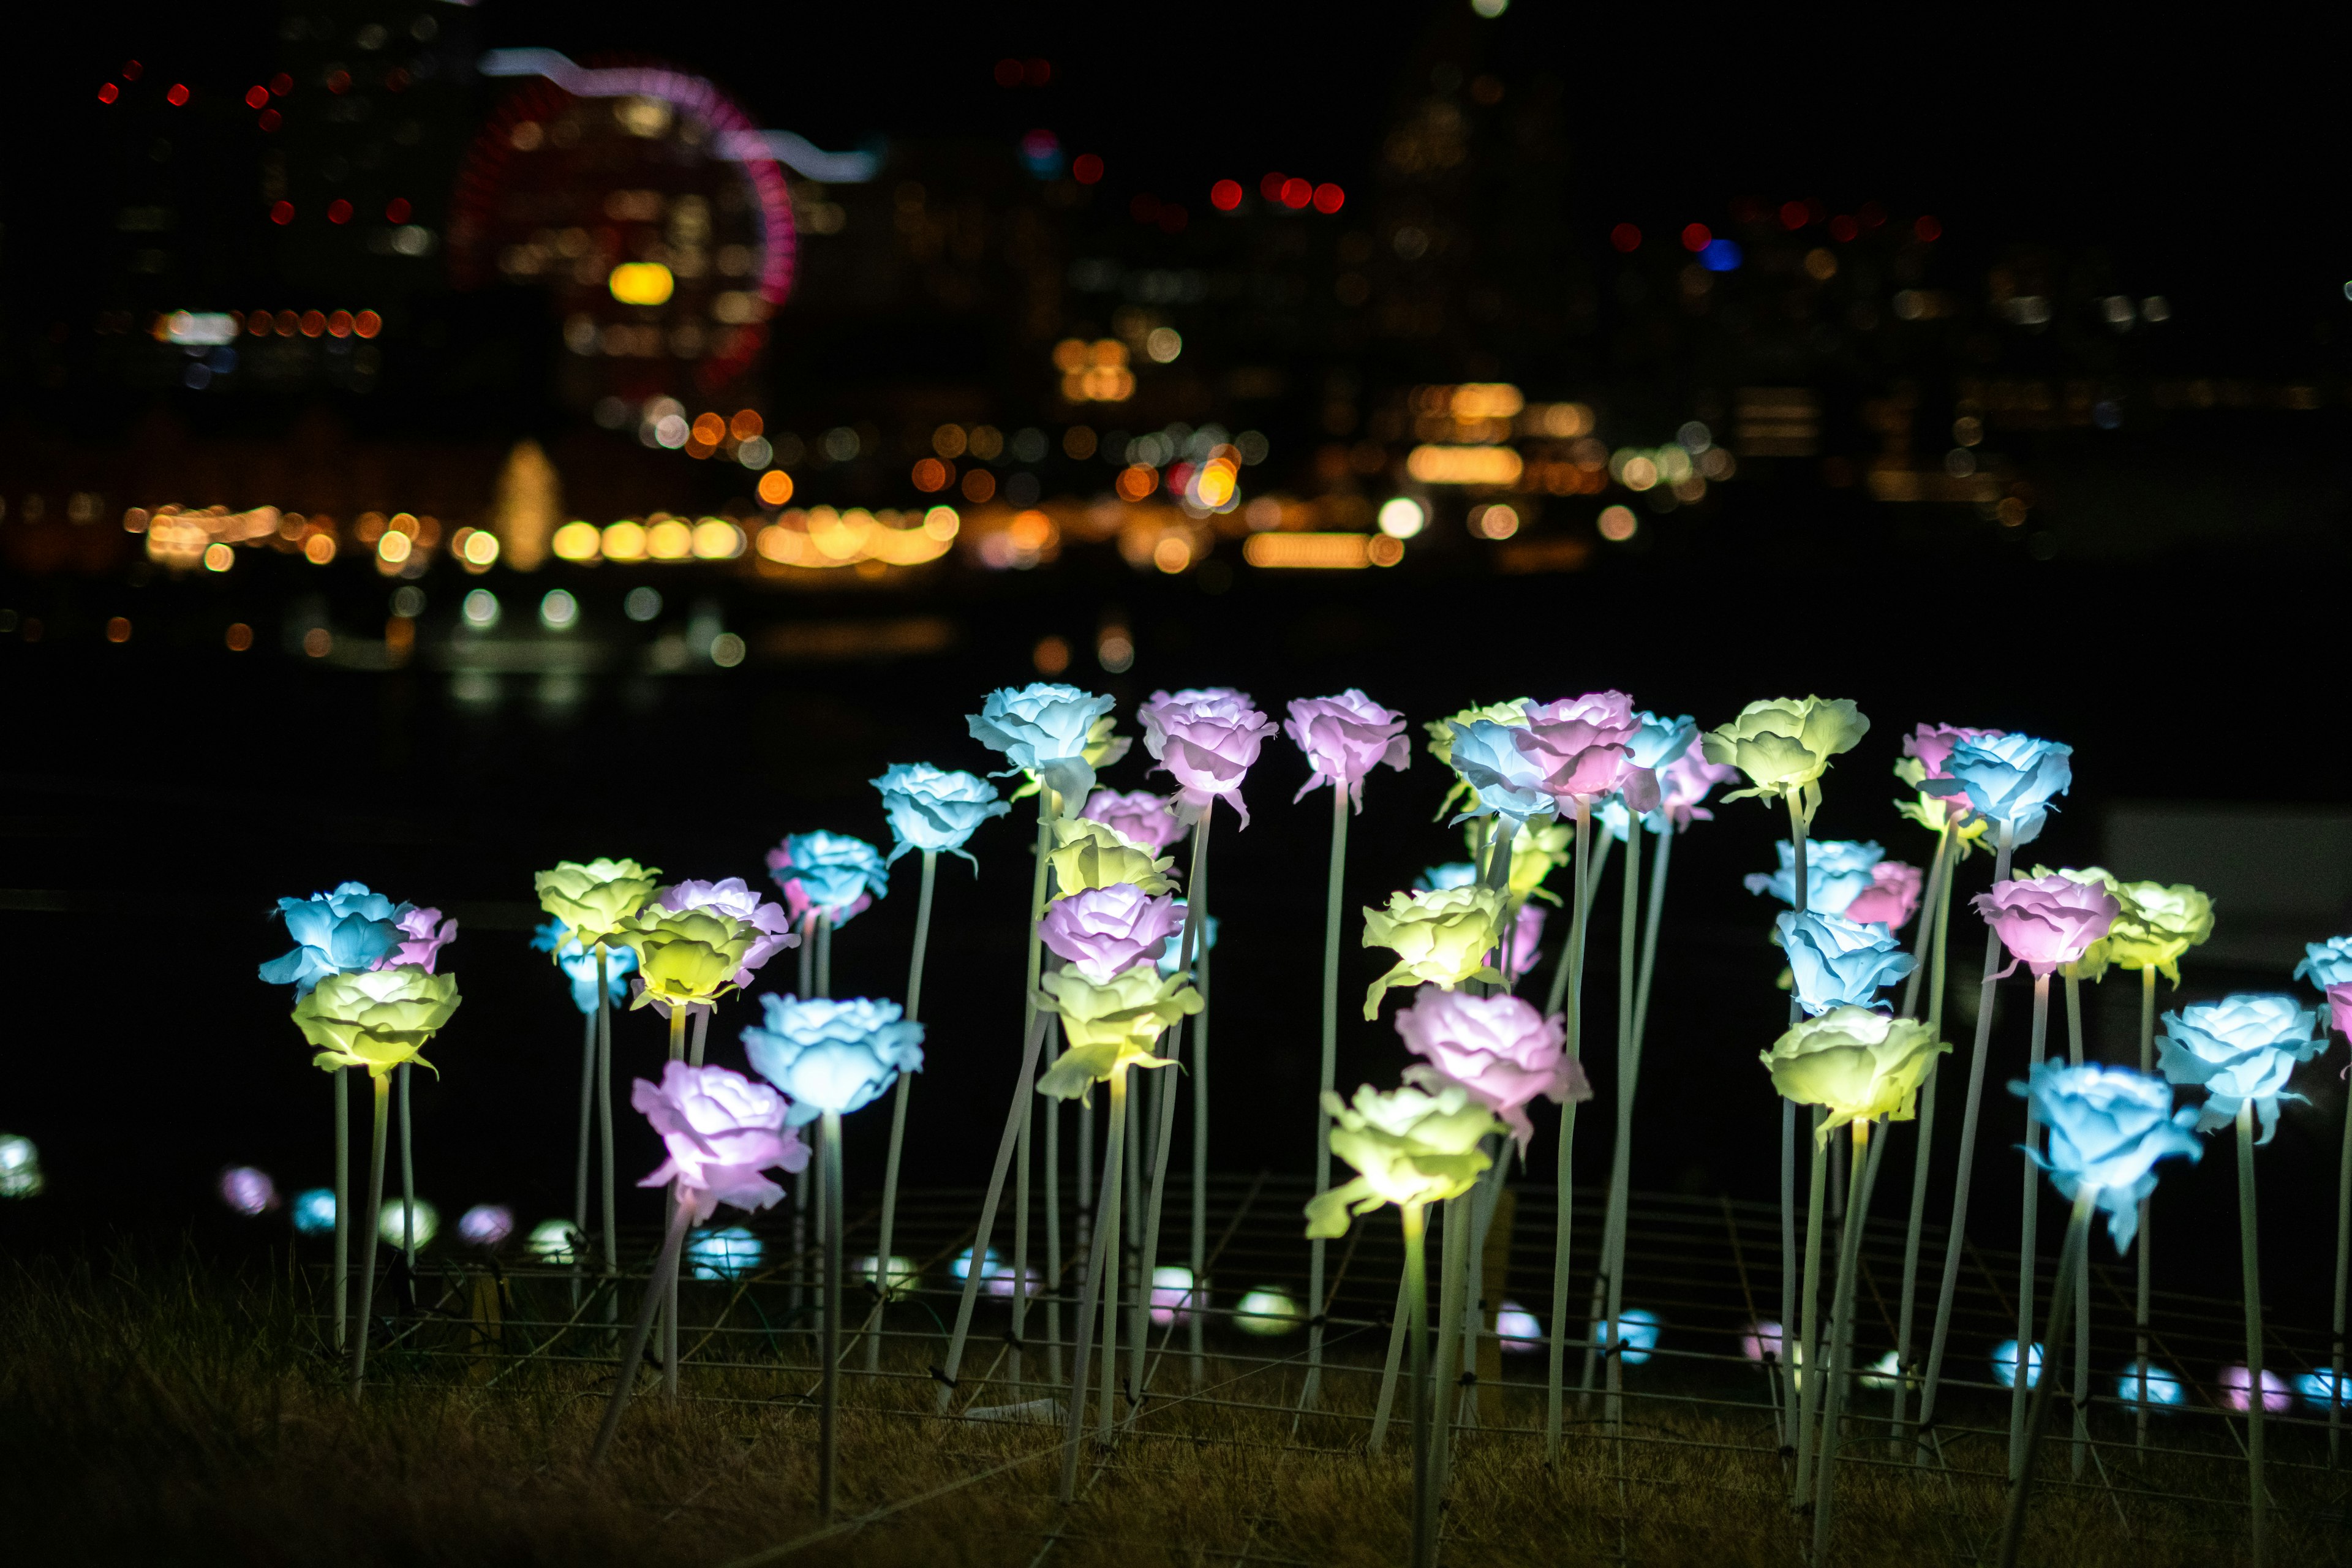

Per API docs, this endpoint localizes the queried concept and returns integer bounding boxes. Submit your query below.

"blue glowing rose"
[1444,718,1557,827]
[1623,710,1698,772]
[260,881,411,997]
[530,919,636,1014]
[870,762,1012,867]
[1743,839,1884,914]
[1777,909,1917,1016]
[1415,863,1480,892]
[2011,1061,2201,1250]
[2294,936,2352,990]
[1920,732,2072,846]
[741,993,925,1125]
[766,830,889,928]
[2157,993,2326,1141]
[967,683,1120,808]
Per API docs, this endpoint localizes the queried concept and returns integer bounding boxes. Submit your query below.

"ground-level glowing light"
[1233,1286,1303,1336]
[539,589,578,630]
[1991,1340,2043,1390]
[462,589,500,629]
[1377,497,1426,539]
[458,1204,515,1248]
[2220,1365,2293,1414]
[1150,1265,1197,1325]
[1738,1319,1784,1363]
[856,1254,919,1293]
[1591,1308,1662,1365]
[379,1198,439,1249]
[689,1226,762,1280]
[217,1166,276,1216]
[527,1219,583,1263]
[1862,1350,1903,1390]
[292,1187,337,1234]
[954,1246,1039,1297]
[2117,1359,2185,1407]
[1496,1300,1542,1352]
[2300,1368,2346,1408]
[0,1133,42,1198]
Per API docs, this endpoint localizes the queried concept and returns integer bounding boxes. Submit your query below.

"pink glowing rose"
[1394,984,1591,1150]
[1039,883,1185,982]
[632,1060,809,1223]
[1972,873,2120,978]
[656,876,799,987]
[1842,861,1923,931]
[379,906,458,971]
[2326,983,2352,1043]
[1523,691,1661,813]
[1504,901,1547,979]
[1903,722,2003,778]
[1656,742,1738,830]
[1081,789,1186,853]
[1140,687,1280,827]
[1284,690,1411,812]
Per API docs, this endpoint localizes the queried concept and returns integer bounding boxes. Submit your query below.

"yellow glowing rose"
[1475,817,1572,905]
[1305,1082,1501,1237]
[534,858,663,949]
[1045,816,1177,898]
[295,967,462,1077]
[1759,1005,1948,1137]
[2103,880,2214,984]
[1703,696,1869,822]
[620,905,756,1008]
[1033,966,1199,1102]
[1361,884,1505,1020]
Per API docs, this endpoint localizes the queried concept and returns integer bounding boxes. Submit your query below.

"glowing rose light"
[292,1187,336,1234]
[870,762,1012,866]
[378,1197,439,1248]
[2009,1062,2201,1249]
[1973,873,2120,978]
[2328,984,2352,1042]
[654,877,798,987]
[1504,901,1547,979]
[1234,1286,1305,1336]
[1918,732,2071,846]
[1842,861,1923,931]
[766,831,889,927]
[1498,1300,1544,1352]
[1046,815,1178,897]
[2158,993,2327,1140]
[218,1166,277,1216]
[1040,883,1185,982]
[1032,966,1200,1101]
[1304,1082,1502,1235]
[1702,696,1870,815]
[619,905,758,1010]
[531,919,636,1013]
[688,1225,764,1280]
[1744,839,1886,914]
[1155,898,1218,975]
[1284,689,1411,810]
[1759,1006,1947,1136]
[1892,722,2003,840]
[968,682,1121,809]
[1654,739,1738,831]
[1393,984,1589,1151]
[2219,1365,2294,1414]
[1080,788,1185,853]
[1992,1339,2045,1390]
[1149,1264,1199,1326]
[260,882,410,996]
[1740,1320,1786,1363]
[1425,699,1531,820]
[2117,1360,2185,1407]
[1522,690,1660,812]
[293,967,461,1076]
[1590,1306,1662,1366]
[2296,936,2352,991]
[741,995,926,1125]
[1360,885,1506,1020]
[534,858,663,948]
[1140,686,1280,826]
[527,1218,583,1262]
[1443,716,1557,827]
[1416,862,1479,892]
[1777,910,1917,1015]
[631,1060,808,1222]
[1496,818,1574,901]
[458,1204,515,1248]
[380,906,458,971]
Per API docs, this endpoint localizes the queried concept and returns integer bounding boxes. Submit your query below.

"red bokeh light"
[1858,201,1886,229]
[165,83,190,107]
[1913,215,1942,242]
[1278,177,1311,209]
[1072,153,1102,184]
[353,311,382,339]
[1024,58,1051,85]
[270,201,295,225]
[1259,172,1286,202]
[1828,214,1858,243]
[1609,222,1640,252]
[1311,182,1344,214]
[270,73,291,96]
[385,197,411,224]
[993,58,1022,87]
[122,60,142,81]
[97,82,119,104]
[326,70,350,94]
[258,109,281,132]
[1680,222,1711,252]
[327,198,353,225]
[245,85,269,109]
[1779,200,1808,230]
[1209,179,1242,211]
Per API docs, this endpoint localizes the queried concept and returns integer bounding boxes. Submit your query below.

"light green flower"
[1046,816,1177,899]
[1759,1005,1947,1137]
[1472,817,1572,905]
[533,858,663,949]
[295,967,462,1077]
[620,905,756,1009]
[1427,699,1531,821]
[1361,885,1506,1020]
[1702,696,1869,824]
[2033,868,2212,985]
[1305,1082,1501,1237]
[1033,966,1199,1102]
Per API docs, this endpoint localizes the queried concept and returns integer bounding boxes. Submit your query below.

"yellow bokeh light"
[646,518,693,559]
[1194,462,1237,508]
[757,470,795,507]
[377,530,414,564]
[202,542,235,572]
[932,423,968,458]
[1009,510,1054,551]
[552,521,602,561]
[304,533,337,565]
[608,262,676,306]
[691,519,744,559]
[1152,535,1193,573]
[1449,383,1525,420]
[1088,339,1126,368]
[922,505,960,540]
[1050,339,1088,373]
[756,524,804,564]
[729,409,763,442]
[1406,445,1523,485]
[462,530,500,567]
[691,412,726,447]
[601,521,649,560]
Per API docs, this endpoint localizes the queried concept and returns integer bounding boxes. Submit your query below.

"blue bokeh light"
[688,1226,763,1280]
[2117,1359,2185,1407]
[1698,239,1743,273]
[1591,1307,1662,1365]
[292,1187,337,1235]
[1992,1339,2044,1390]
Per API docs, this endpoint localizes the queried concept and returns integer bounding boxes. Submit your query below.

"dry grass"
[3,1245,2344,1567]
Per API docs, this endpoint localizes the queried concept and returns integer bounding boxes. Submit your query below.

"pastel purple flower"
[1395,984,1591,1151]
[1504,901,1547,980]
[1656,741,1738,829]
[656,876,799,986]
[1973,873,2120,978]
[1082,789,1186,853]
[1284,690,1410,812]
[2329,983,2352,1044]
[1842,862,1923,932]
[1039,883,1185,982]
[1140,687,1280,827]
[1902,722,2004,780]
[379,906,458,972]
[1523,691,1661,813]
[632,1060,809,1223]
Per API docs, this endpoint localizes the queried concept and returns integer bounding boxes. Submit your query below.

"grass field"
[5,1242,2343,1567]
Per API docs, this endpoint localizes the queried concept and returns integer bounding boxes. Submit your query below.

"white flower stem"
[333,1065,349,1351]
[398,1063,416,1281]
[1428,1193,1470,1521]
[1778,790,1811,1456]
[350,1072,391,1396]
[1916,818,2017,1456]
[869,848,937,1376]
[1368,1246,1413,1454]
[1304,786,1350,1409]
[2065,968,2089,1478]
[1186,809,1217,1384]
[2008,971,2051,1479]
[1792,1105,1830,1501]
[597,944,618,1327]
[2239,1100,2269,1567]
[1057,1066,1128,1504]
[1011,801,1053,1401]
[1898,821,1955,1020]
[1544,799,1592,1464]
[1892,821,1958,1448]
[815,911,832,998]
[1131,1014,1188,1409]
[934,1008,1051,1413]
[2138,964,2155,1451]
[2334,991,2352,1466]
[1403,1202,1436,1568]
[1811,1118,1883,1562]
[587,1188,692,1469]
[573,1006,594,1306]
[820,1109,844,1523]
[663,1005,688,1403]
[1996,1185,2097,1568]
[1600,813,1643,1432]
[1544,830,1614,1017]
